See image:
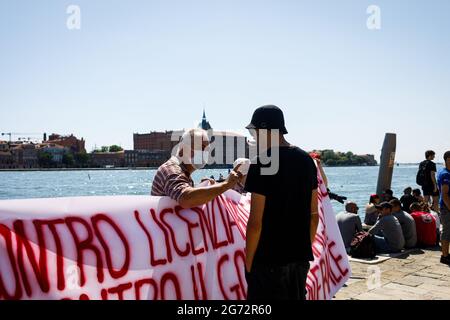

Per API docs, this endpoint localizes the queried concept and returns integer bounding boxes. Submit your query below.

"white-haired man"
[151,128,242,208]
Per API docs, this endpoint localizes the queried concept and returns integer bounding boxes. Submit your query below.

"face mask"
[191,150,209,169]
[247,139,257,148]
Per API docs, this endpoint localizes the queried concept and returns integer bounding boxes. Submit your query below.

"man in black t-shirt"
[419,150,440,212]
[243,105,319,300]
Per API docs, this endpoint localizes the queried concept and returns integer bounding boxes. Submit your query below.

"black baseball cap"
[375,202,393,209]
[245,105,288,134]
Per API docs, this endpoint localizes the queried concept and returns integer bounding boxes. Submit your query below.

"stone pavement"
[334,248,450,300]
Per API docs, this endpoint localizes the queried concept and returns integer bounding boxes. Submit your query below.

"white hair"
[177,128,209,154]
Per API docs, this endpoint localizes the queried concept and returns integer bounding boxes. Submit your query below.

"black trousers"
[245,261,310,300]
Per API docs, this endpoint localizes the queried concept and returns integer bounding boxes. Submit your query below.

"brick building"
[11,143,39,168]
[47,133,86,153]
[38,143,68,164]
[125,150,171,167]
[133,131,181,153]
[0,150,14,169]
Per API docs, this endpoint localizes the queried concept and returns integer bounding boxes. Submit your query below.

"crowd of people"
[336,150,450,266]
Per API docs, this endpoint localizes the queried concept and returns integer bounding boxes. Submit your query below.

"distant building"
[0,141,39,168]
[133,131,181,153]
[23,144,39,168]
[11,146,23,167]
[125,150,171,167]
[0,141,8,152]
[11,143,39,168]
[38,143,68,164]
[124,150,138,167]
[0,150,14,169]
[90,151,125,167]
[47,133,86,153]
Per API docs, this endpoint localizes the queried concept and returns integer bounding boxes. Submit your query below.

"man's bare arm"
[245,193,265,272]
[310,188,319,243]
[431,171,438,191]
[178,168,241,208]
[178,182,231,208]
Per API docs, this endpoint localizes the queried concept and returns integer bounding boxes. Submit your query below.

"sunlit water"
[0,164,443,220]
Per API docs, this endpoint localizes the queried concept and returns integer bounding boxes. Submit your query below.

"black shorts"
[422,185,439,197]
[245,261,310,300]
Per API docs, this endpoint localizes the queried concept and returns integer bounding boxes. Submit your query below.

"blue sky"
[0,0,449,162]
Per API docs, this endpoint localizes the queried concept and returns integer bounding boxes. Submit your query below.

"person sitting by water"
[368,202,405,254]
[232,158,251,194]
[410,202,437,247]
[336,201,363,252]
[217,173,225,182]
[421,202,441,246]
[364,194,380,226]
[400,187,416,213]
[151,128,242,208]
[390,199,417,248]
[381,189,397,202]
[413,188,424,203]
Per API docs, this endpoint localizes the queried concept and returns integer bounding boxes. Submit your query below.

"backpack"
[350,231,376,259]
[416,161,428,186]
